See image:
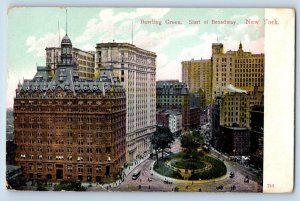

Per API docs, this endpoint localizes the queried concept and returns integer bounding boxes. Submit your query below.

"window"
[96,166,102,173]
[77,165,84,173]
[67,165,73,173]
[87,166,92,173]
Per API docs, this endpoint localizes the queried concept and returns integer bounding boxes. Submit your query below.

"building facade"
[156,112,169,128]
[156,80,190,131]
[14,35,126,182]
[46,47,96,79]
[182,59,212,105]
[95,42,156,162]
[211,42,264,101]
[220,90,264,128]
[219,126,251,156]
[169,112,182,134]
[182,42,264,105]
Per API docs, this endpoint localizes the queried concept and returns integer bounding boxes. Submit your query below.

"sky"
[6,7,265,108]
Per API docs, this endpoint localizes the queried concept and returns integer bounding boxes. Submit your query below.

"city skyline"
[6,8,265,108]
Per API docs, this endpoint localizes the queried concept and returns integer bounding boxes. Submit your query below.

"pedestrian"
[149,185,151,189]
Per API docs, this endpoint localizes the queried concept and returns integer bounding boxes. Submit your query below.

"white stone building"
[169,112,182,134]
[95,42,156,162]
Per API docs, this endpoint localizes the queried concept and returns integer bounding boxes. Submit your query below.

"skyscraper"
[182,58,212,105]
[211,42,264,101]
[95,42,156,162]
[182,42,264,105]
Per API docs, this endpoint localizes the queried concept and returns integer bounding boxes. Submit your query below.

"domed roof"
[61,34,72,45]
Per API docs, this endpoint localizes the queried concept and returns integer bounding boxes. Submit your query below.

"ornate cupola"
[60,9,73,65]
[60,34,73,65]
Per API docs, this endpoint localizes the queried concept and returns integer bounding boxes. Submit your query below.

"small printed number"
[267,184,275,188]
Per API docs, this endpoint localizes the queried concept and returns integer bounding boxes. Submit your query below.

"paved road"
[87,139,262,192]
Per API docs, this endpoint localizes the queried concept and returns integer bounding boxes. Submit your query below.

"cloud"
[157,53,169,68]
[157,58,182,81]
[81,43,95,52]
[157,32,217,81]
[6,67,36,108]
[157,30,264,82]
[222,36,264,54]
[180,32,217,60]
[134,25,199,51]
[75,8,170,44]
[26,29,66,58]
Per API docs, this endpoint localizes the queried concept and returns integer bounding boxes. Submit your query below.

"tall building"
[182,42,264,105]
[14,35,126,182]
[46,47,96,79]
[95,42,156,162]
[182,59,212,105]
[211,42,264,101]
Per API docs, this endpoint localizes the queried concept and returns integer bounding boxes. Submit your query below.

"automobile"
[132,170,141,180]
[244,176,249,183]
[229,172,235,178]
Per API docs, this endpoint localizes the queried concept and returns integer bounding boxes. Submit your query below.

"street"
[87,139,262,192]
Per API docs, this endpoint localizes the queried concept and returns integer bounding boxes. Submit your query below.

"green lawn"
[153,154,184,179]
[153,152,227,181]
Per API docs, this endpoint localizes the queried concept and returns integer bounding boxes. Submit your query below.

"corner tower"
[60,34,73,65]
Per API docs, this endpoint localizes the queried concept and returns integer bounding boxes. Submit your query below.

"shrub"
[54,180,86,191]
[171,159,206,170]
[189,156,227,180]
[154,161,183,179]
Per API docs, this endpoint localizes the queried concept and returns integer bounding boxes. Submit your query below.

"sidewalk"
[82,155,150,189]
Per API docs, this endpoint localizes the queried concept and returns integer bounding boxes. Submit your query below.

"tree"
[151,126,175,162]
[180,131,204,173]
[180,131,203,155]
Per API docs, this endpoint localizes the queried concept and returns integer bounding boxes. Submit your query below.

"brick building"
[14,34,126,182]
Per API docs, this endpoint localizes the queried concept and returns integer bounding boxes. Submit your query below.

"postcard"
[5,7,295,193]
